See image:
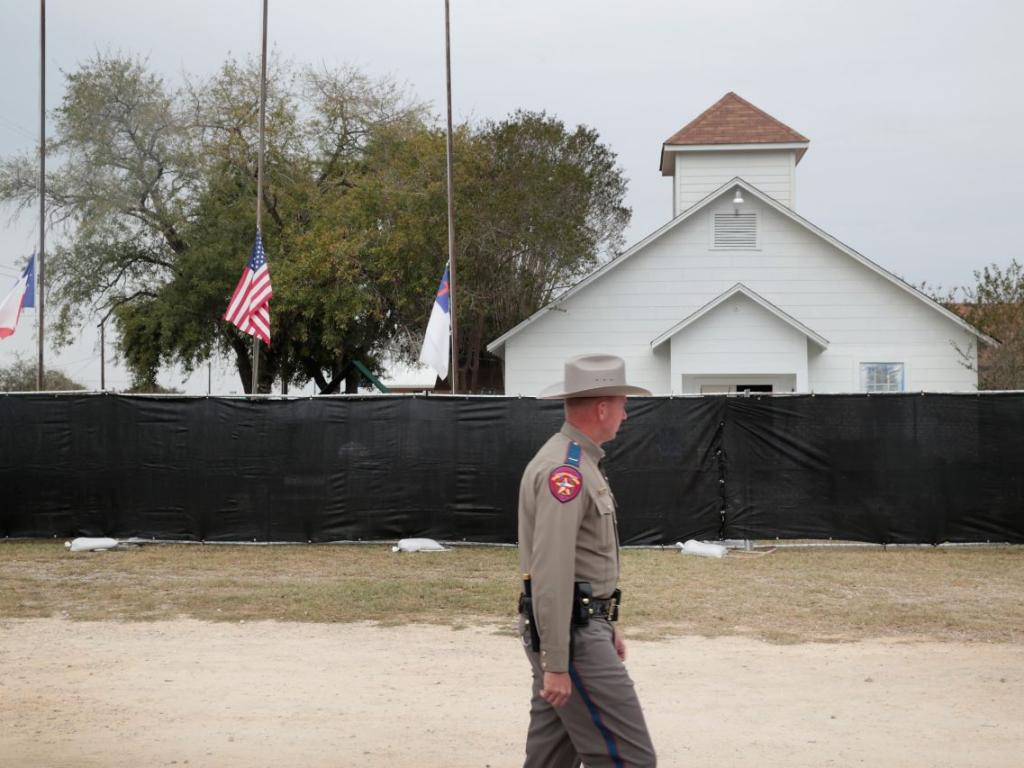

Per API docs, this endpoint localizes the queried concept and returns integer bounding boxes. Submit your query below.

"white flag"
[418,265,451,379]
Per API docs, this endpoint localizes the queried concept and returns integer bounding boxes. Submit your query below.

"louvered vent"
[713,213,757,249]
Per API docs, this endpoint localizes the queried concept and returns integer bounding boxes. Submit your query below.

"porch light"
[732,187,744,205]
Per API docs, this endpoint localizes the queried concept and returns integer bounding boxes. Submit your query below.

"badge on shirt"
[548,466,583,503]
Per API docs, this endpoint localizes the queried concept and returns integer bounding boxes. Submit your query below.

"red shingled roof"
[664,92,809,147]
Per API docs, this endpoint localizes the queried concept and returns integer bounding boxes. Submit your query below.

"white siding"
[501,191,979,396]
[673,150,796,213]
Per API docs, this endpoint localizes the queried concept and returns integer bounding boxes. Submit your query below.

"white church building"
[487,92,995,396]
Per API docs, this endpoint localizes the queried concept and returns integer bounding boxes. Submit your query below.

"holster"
[574,584,623,623]
[572,581,594,626]
[519,580,541,653]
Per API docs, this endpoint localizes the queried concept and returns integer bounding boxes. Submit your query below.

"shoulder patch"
[548,465,583,503]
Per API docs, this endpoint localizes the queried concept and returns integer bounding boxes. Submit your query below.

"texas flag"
[418,264,451,379]
[0,255,35,340]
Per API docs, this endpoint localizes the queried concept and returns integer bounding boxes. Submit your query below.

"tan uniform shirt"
[518,422,621,673]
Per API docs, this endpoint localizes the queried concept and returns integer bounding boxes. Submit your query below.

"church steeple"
[661,93,809,213]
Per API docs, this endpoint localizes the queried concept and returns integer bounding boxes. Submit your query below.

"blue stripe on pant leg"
[568,661,624,768]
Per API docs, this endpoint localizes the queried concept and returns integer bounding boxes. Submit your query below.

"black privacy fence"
[1,393,1022,544]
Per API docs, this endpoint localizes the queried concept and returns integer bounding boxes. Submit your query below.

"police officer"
[518,354,657,768]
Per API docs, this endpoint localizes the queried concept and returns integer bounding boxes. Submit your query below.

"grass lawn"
[2,540,1022,643]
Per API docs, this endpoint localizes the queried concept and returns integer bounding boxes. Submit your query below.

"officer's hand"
[540,671,572,708]
[613,624,627,662]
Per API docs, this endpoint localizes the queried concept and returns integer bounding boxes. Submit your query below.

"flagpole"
[444,0,459,395]
[98,319,105,391]
[37,0,45,391]
[252,0,268,395]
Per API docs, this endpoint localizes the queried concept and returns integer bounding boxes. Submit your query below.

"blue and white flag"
[0,255,35,340]
[418,265,451,379]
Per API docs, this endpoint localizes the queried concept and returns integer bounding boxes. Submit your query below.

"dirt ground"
[1,619,1021,767]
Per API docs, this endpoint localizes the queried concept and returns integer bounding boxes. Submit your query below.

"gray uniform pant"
[521,618,656,768]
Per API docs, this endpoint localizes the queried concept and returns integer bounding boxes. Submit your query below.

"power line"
[0,114,36,142]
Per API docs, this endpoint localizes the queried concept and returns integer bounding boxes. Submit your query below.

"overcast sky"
[2,0,1022,392]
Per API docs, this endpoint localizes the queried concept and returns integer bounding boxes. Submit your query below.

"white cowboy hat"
[537,354,652,399]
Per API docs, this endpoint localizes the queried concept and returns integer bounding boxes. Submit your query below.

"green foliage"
[0,355,85,392]
[0,54,630,394]
[349,111,630,390]
[949,260,1024,389]
[121,380,182,395]
[921,260,1024,389]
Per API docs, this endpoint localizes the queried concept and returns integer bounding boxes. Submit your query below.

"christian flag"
[418,264,450,379]
[223,233,273,345]
[0,255,35,340]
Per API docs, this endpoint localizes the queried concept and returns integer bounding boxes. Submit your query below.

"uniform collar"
[560,422,605,463]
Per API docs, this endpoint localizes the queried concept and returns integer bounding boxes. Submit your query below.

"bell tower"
[660,92,809,215]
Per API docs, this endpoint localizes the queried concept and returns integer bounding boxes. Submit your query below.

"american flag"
[223,233,273,345]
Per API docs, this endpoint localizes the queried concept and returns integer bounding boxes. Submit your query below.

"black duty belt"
[516,595,618,620]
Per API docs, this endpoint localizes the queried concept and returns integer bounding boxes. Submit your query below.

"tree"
[0,56,630,394]
[940,260,1024,390]
[122,380,182,394]
[0,54,427,394]
[349,111,631,391]
[0,355,85,392]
